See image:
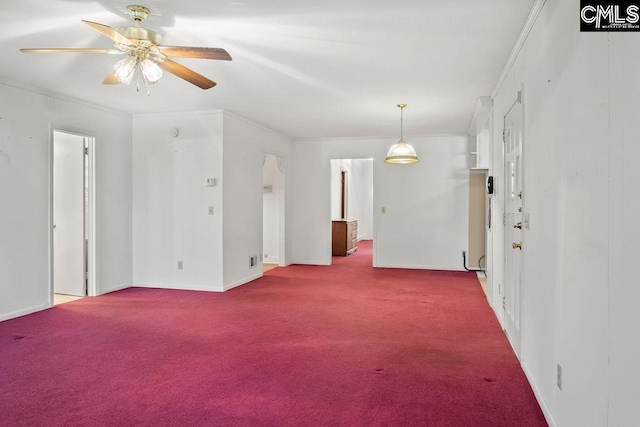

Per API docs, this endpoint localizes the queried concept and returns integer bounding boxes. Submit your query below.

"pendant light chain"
[400,106,404,140]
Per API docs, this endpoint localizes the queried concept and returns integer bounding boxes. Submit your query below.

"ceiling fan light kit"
[385,104,419,164]
[20,4,232,93]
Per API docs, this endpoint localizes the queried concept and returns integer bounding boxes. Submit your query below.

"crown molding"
[491,0,547,100]
[0,77,131,118]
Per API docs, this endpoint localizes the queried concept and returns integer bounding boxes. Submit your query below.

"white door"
[53,131,86,296]
[503,96,523,356]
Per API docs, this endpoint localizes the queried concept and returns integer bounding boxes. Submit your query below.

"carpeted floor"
[0,241,546,426]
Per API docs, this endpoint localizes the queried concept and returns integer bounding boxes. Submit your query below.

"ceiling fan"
[20,5,231,91]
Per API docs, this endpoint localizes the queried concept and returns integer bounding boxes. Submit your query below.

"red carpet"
[0,241,546,426]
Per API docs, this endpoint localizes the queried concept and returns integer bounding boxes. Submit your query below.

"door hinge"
[502,296,506,309]
[503,213,506,226]
[502,129,506,142]
[84,147,89,155]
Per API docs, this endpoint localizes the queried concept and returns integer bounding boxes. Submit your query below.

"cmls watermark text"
[580,1,640,30]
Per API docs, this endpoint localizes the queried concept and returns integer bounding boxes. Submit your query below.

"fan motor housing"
[116,27,162,45]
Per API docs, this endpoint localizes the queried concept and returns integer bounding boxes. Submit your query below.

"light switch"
[381,207,386,214]
[208,206,214,215]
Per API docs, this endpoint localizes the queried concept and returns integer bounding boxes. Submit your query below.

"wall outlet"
[524,212,531,229]
[557,364,562,391]
[178,261,183,270]
[208,206,214,215]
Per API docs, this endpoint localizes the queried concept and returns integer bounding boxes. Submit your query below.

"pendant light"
[385,104,419,164]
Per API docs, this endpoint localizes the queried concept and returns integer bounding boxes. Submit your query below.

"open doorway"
[330,158,373,262]
[51,130,94,305]
[262,153,285,272]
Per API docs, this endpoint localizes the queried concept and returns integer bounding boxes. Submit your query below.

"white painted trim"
[132,109,291,141]
[490,0,547,99]
[0,79,130,118]
[134,284,224,293]
[522,361,558,427]
[0,303,50,322]
[292,260,331,266]
[86,137,97,297]
[373,264,466,271]
[97,282,132,295]
[295,132,469,144]
[132,109,224,119]
[223,271,263,291]
[49,126,98,299]
[224,110,292,141]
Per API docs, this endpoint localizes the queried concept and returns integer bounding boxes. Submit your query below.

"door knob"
[512,242,522,250]
[514,222,522,229]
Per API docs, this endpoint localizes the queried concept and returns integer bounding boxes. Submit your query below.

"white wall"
[486,0,640,425]
[132,111,224,291]
[263,153,283,264]
[330,158,374,240]
[0,83,132,321]
[222,112,293,290]
[293,135,469,268]
[133,111,292,293]
[609,31,640,427]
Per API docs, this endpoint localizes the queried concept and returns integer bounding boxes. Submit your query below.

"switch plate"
[178,261,183,270]
[381,207,386,214]
[208,206,214,215]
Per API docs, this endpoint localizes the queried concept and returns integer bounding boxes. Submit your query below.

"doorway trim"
[262,152,287,267]
[501,89,525,359]
[49,125,97,307]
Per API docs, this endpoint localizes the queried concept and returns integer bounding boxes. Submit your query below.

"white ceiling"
[0,0,535,139]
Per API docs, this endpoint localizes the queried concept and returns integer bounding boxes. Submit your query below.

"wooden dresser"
[332,219,358,256]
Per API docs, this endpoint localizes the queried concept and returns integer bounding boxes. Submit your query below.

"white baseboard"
[0,303,50,322]
[521,362,557,427]
[223,271,262,291]
[98,282,132,295]
[134,283,225,292]
[293,259,331,266]
[372,263,465,271]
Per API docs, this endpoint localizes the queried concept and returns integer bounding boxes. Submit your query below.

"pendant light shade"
[385,104,419,164]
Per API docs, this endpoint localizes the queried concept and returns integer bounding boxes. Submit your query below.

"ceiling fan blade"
[20,48,122,54]
[157,59,216,89]
[158,46,232,61]
[102,72,121,85]
[81,20,133,46]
